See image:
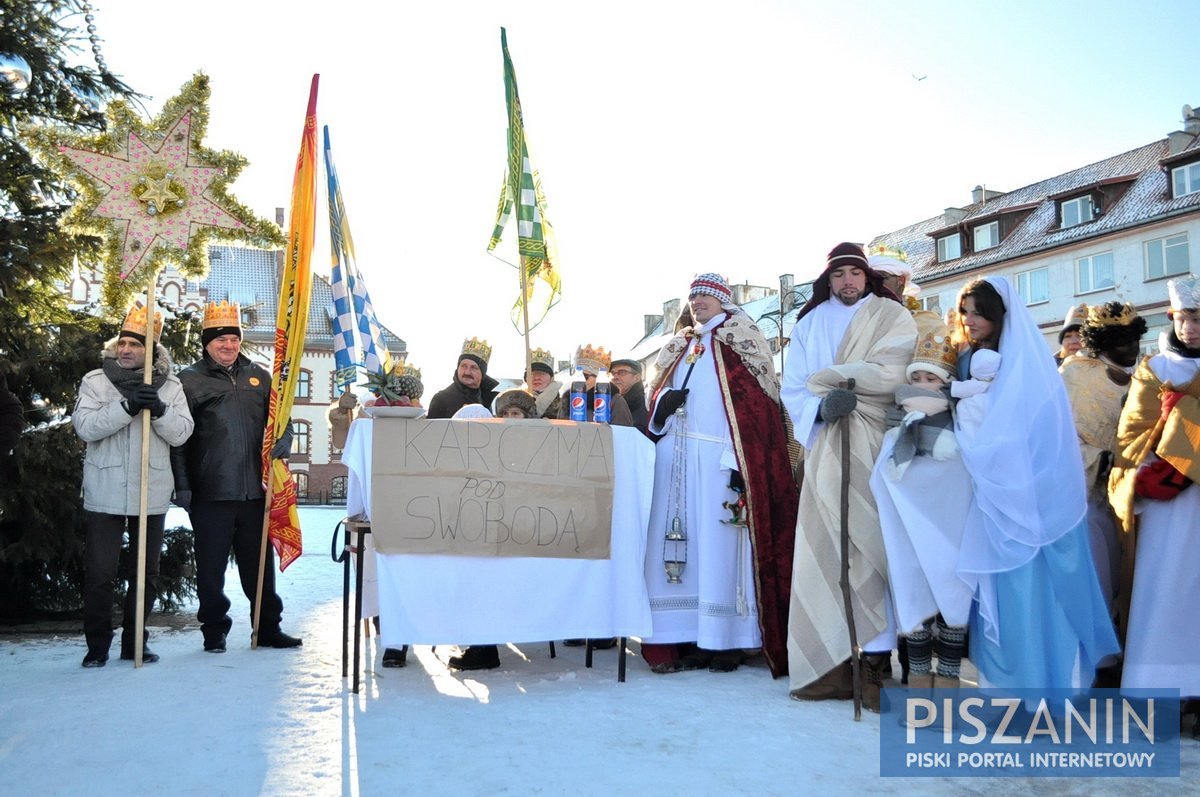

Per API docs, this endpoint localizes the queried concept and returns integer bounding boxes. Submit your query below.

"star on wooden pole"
[26,72,284,309]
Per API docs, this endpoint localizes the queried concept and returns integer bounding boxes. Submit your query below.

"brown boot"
[933,674,960,689]
[907,671,934,689]
[790,659,853,701]
[861,653,889,713]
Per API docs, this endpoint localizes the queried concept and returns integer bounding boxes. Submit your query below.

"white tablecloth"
[343,419,655,646]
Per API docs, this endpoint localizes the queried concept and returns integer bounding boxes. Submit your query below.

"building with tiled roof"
[64,242,406,504]
[870,104,1200,351]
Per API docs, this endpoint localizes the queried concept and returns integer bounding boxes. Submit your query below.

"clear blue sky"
[88,0,1199,379]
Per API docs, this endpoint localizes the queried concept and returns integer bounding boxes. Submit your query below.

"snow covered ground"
[1,507,1196,797]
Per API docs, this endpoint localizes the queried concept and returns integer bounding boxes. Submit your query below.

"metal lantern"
[663,516,687,584]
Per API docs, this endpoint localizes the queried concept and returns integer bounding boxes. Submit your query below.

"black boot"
[382,646,408,668]
[448,645,500,671]
[861,653,890,714]
[120,631,159,663]
[82,649,108,668]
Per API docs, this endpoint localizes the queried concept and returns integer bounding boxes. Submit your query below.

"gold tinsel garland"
[24,72,285,310]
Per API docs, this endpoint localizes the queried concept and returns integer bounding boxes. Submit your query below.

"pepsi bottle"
[569,366,588,422]
[593,367,612,423]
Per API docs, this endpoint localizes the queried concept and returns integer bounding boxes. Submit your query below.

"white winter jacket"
[72,343,193,516]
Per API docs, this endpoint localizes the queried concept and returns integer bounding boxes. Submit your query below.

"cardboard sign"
[370,418,614,559]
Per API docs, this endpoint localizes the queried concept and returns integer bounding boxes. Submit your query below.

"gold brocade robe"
[1059,354,1128,493]
[1108,356,1200,632]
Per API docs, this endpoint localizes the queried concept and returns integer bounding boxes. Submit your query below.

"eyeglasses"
[611,369,636,377]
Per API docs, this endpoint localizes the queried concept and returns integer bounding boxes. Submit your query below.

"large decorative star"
[26,73,284,308]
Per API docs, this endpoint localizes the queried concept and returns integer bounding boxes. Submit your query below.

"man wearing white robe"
[642,273,799,676]
[781,242,916,711]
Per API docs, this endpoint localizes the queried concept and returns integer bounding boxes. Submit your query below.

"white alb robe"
[644,314,762,650]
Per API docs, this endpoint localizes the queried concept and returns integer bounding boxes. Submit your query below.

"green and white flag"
[488,27,561,331]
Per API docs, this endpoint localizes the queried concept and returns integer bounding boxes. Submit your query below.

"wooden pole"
[520,256,533,390]
[133,272,158,668]
[251,445,276,649]
[837,378,861,720]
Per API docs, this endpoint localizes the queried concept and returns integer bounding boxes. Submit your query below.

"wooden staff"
[520,256,533,390]
[133,271,159,668]
[837,378,861,720]
[251,461,275,649]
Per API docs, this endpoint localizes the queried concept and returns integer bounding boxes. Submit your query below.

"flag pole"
[251,462,274,649]
[521,258,533,388]
[133,270,158,668]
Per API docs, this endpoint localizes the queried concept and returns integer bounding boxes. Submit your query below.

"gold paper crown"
[908,315,957,380]
[203,300,241,330]
[574,343,611,375]
[869,244,908,263]
[531,347,555,370]
[460,337,492,365]
[398,361,422,380]
[1085,302,1138,328]
[120,303,164,340]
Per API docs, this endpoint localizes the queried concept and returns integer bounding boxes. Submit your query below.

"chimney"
[662,298,681,333]
[943,207,967,226]
[1185,104,1200,135]
[644,313,663,337]
[971,185,1007,205]
[779,273,796,315]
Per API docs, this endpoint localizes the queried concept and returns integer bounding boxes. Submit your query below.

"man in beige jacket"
[72,306,192,667]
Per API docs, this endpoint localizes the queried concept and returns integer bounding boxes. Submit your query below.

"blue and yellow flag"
[488,27,561,331]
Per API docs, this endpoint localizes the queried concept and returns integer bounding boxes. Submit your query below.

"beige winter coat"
[72,342,193,516]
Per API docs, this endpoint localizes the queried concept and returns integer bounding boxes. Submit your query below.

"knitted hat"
[827,242,869,270]
[201,301,241,347]
[796,242,892,321]
[574,344,611,376]
[119,303,164,345]
[494,388,537,418]
[610,358,642,375]
[459,337,493,374]
[1168,275,1200,311]
[528,347,555,377]
[1058,303,1088,343]
[689,273,732,304]
[906,315,957,383]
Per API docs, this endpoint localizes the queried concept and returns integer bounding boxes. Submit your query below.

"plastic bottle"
[569,366,588,422]
[593,367,612,424]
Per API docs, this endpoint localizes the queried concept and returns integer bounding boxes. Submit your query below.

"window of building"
[1145,233,1190,280]
[919,288,959,318]
[1172,162,1200,199]
[1016,268,1049,305]
[162,282,181,307]
[295,369,312,400]
[291,420,311,456]
[1076,251,1115,294]
[1061,195,1095,228]
[937,233,962,262]
[331,475,347,500]
[973,221,999,252]
[294,471,309,499]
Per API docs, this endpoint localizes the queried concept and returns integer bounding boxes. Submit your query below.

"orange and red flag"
[262,74,318,571]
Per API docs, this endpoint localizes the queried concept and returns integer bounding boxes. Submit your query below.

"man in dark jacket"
[171,302,300,653]
[426,337,499,419]
[610,358,648,432]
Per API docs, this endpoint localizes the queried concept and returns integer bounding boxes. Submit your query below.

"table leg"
[618,637,627,683]
[585,639,593,669]
[352,526,366,694]
[341,523,351,678]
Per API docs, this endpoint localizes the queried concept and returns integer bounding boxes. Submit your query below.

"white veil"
[956,276,1087,579]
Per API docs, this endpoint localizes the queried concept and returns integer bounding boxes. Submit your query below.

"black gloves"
[270,424,294,460]
[818,388,857,423]
[653,388,689,427]
[173,490,192,512]
[125,384,167,418]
